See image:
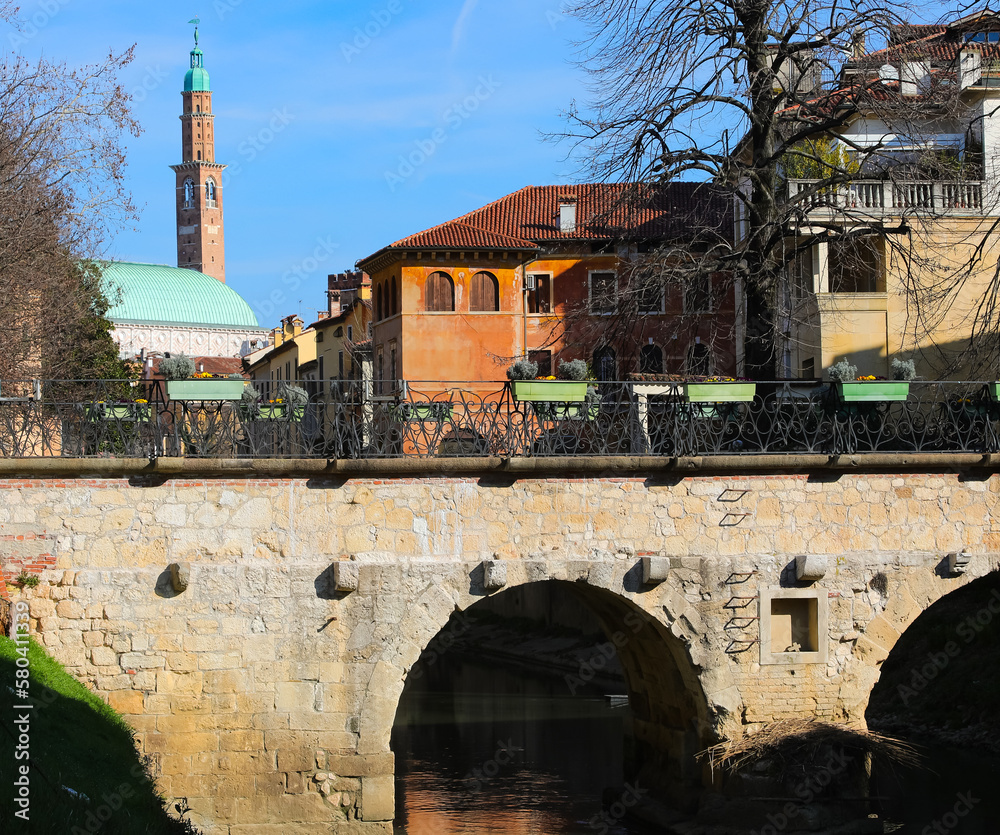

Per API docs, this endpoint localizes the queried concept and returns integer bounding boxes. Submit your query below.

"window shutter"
[470,272,498,312]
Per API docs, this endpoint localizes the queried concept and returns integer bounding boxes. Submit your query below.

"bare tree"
[0,10,140,381]
[558,0,997,378]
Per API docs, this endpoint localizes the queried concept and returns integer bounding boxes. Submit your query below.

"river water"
[392,652,657,835]
[392,651,1000,833]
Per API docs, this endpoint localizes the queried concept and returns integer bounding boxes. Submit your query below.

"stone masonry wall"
[0,470,997,834]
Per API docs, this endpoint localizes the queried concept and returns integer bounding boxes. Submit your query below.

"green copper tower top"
[184,18,210,92]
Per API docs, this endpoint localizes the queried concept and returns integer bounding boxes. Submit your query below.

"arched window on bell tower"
[183,178,195,208]
[205,178,217,208]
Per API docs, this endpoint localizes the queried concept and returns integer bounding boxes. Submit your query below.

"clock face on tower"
[170,28,227,284]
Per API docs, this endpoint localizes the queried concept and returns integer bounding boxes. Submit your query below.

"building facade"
[358,183,735,391]
[785,13,1000,379]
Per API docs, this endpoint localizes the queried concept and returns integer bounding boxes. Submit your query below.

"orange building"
[357,183,735,392]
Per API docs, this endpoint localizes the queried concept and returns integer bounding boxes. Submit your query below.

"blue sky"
[6,0,589,325]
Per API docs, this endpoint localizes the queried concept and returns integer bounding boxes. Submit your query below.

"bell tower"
[170,21,227,283]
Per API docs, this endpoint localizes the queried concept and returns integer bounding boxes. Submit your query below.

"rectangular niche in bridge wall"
[759,587,828,665]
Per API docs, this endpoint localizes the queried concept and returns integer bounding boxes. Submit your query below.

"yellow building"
[784,14,1000,380]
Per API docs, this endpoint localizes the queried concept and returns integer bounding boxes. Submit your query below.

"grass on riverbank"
[0,635,199,834]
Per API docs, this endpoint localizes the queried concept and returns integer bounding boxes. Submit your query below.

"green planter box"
[987,383,1000,401]
[166,379,245,401]
[835,381,909,402]
[86,403,152,422]
[683,382,756,403]
[243,403,306,421]
[533,401,600,421]
[392,402,453,422]
[511,380,588,402]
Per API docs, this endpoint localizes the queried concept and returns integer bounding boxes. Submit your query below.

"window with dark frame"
[638,279,664,314]
[589,272,617,315]
[593,346,616,381]
[683,274,713,314]
[639,344,664,373]
[527,274,551,314]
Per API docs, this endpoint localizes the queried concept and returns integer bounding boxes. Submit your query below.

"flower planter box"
[511,380,588,402]
[392,402,453,422]
[682,382,756,403]
[835,382,909,402]
[86,403,151,422]
[166,380,245,401]
[243,403,305,421]
[532,401,600,421]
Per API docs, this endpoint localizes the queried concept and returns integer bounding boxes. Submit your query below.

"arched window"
[425,272,454,312]
[390,276,398,315]
[594,346,617,381]
[688,342,711,375]
[205,178,217,208]
[470,271,499,312]
[376,284,384,321]
[639,344,664,374]
[183,178,195,208]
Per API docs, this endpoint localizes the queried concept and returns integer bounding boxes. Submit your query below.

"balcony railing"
[3,379,1000,460]
[787,179,985,214]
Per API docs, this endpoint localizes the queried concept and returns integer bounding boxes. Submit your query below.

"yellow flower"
[134,399,148,404]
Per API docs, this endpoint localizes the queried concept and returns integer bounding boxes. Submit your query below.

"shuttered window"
[425,272,454,311]
[470,271,499,312]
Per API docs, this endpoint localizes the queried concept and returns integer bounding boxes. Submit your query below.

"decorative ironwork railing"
[3,379,1000,460]
[787,179,985,213]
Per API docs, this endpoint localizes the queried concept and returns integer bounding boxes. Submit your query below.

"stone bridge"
[2,455,998,834]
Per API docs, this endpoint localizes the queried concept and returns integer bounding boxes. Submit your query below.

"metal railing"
[787,179,985,213]
[2,379,1000,460]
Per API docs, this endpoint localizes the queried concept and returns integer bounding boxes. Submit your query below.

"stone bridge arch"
[352,560,736,816]
[861,569,1000,728]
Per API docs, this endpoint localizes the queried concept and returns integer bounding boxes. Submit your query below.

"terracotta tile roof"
[859,17,1000,64]
[359,183,730,267]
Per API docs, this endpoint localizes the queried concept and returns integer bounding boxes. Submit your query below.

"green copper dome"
[184,66,210,92]
[101,262,260,329]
